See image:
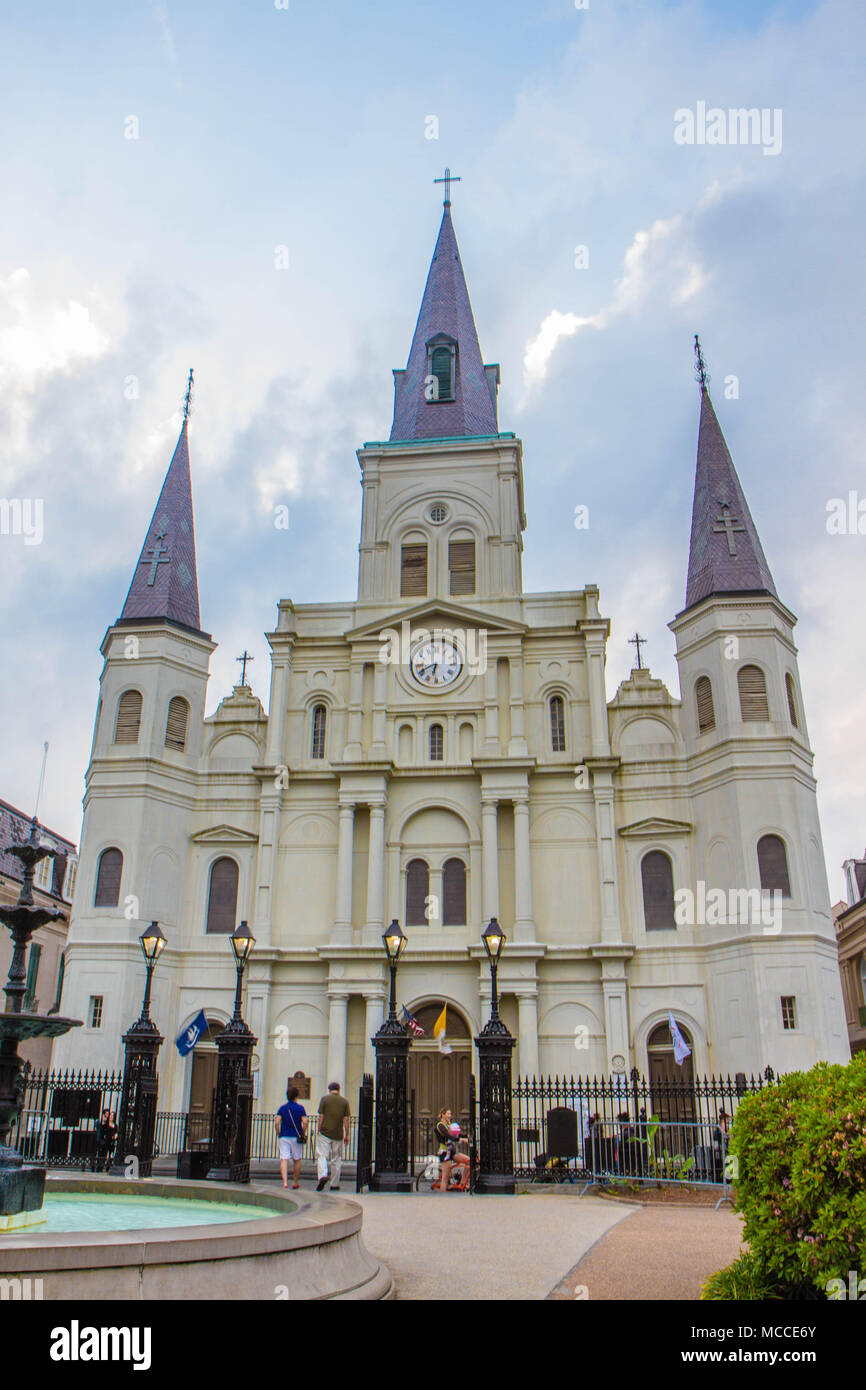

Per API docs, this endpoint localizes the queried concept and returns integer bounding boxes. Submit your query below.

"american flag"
[400,1006,424,1037]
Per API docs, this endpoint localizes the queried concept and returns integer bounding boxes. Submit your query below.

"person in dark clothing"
[94,1109,117,1172]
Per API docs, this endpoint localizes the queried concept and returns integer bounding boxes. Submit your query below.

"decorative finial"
[694,334,710,393]
[183,368,194,422]
[433,167,461,208]
[629,632,647,671]
[236,650,254,687]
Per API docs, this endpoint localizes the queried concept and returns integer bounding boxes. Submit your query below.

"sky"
[1,0,864,901]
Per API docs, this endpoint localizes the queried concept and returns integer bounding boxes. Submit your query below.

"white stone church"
[53,196,849,1119]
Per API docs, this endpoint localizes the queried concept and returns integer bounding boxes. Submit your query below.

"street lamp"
[369,919,412,1192]
[207,921,258,1182]
[111,922,166,1177]
[474,917,516,1195]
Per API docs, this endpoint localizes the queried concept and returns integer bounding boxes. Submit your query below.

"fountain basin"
[0,1174,392,1300]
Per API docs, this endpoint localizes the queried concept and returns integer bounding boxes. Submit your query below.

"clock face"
[409,639,463,689]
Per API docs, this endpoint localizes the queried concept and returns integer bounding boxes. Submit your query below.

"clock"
[409,638,463,689]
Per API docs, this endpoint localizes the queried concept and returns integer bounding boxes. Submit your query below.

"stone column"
[364,992,385,1076]
[516,989,539,1079]
[332,802,355,945]
[363,802,386,944]
[481,797,500,922]
[264,646,292,765]
[344,663,363,760]
[513,794,536,943]
[325,990,349,1089]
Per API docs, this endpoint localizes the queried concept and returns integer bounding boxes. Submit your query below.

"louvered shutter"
[550,695,566,752]
[758,835,791,896]
[94,848,123,907]
[114,690,142,743]
[23,943,41,1009]
[448,539,475,596]
[405,859,429,926]
[641,851,676,931]
[443,858,466,925]
[695,677,715,733]
[206,857,239,934]
[738,665,769,721]
[431,346,453,401]
[165,697,189,751]
[401,544,428,597]
[785,675,799,728]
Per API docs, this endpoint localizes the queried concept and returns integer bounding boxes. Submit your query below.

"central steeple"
[390,188,500,442]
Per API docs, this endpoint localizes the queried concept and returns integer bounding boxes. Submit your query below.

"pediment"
[347,599,526,642]
[190,824,259,845]
[618,817,693,839]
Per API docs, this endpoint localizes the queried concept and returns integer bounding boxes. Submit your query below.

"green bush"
[701,1251,785,1301]
[722,1053,866,1295]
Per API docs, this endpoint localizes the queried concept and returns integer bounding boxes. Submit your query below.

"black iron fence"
[12,1068,124,1168]
[512,1070,774,1182]
[153,1110,362,1165]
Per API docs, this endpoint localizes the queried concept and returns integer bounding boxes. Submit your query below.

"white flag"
[669,1011,692,1066]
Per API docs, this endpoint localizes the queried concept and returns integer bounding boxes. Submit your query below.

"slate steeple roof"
[118,416,203,635]
[684,383,777,611]
[390,204,499,442]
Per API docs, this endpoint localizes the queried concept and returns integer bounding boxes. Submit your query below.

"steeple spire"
[118,376,203,635]
[390,198,499,442]
[684,339,777,611]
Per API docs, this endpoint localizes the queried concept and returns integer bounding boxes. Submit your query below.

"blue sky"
[1,0,864,899]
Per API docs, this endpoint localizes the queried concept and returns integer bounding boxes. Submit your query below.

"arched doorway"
[407,1003,472,1147]
[647,1019,695,1122]
[188,1018,225,1123]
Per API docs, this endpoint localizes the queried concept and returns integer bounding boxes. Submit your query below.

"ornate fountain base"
[0,1013,80,1230]
[0,1148,46,1231]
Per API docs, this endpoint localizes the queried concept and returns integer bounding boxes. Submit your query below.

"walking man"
[315,1081,350,1192]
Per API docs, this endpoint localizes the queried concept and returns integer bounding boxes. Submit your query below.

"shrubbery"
[703,1052,866,1299]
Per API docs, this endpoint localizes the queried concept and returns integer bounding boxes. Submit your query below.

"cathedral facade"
[53,200,849,1117]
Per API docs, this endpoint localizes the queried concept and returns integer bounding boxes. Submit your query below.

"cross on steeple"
[183,368,194,422]
[434,167,461,207]
[629,632,647,670]
[694,334,710,393]
[713,502,746,556]
[140,528,171,586]
[236,650,254,686]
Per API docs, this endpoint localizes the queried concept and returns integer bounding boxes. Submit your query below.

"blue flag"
[176,1010,208,1056]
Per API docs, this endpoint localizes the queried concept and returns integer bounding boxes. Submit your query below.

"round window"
[429,504,448,524]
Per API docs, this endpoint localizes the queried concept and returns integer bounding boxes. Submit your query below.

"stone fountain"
[0,820,81,1230]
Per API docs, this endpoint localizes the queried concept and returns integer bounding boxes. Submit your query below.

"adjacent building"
[833,853,866,1056]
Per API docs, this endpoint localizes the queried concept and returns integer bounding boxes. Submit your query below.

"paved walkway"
[355,1192,744,1301]
[354,1191,637,1300]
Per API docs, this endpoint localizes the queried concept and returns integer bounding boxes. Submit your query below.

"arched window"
[311,704,327,759]
[738,665,769,722]
[405,859,429,926]
[758,835,791,897]
[400,541,428,597]
[429,724,444,761]
[206,857,239,934]
[165,696,190,751]
[695,676,715,733]
[430,345,454,402]
[114,690,142,744]
[94,848,123,907]
[641,850,676,931]
[785,674,799,729]
[549,695,566,752]
[448,536,475,595]
[443,858,467,925]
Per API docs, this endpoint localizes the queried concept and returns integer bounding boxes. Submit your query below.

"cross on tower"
[183,368,194,422]
[141,529,171,586]
[629,632,647,670]
[434,167,461,206]
[714,502,746,556]
[694,334,710,392]
[236,650,254,686]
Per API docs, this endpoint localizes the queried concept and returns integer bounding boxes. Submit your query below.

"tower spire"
[683,343,776,611]
[390,199,499,442]
[118,378,204,635]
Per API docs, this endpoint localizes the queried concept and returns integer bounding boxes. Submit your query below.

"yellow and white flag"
[433,1004,452,1055]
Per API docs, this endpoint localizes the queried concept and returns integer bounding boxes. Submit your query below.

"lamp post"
[207,921,258,1182]
[370,919,412,1192]
[474,918,516,1194]
[111,922,166,1178]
